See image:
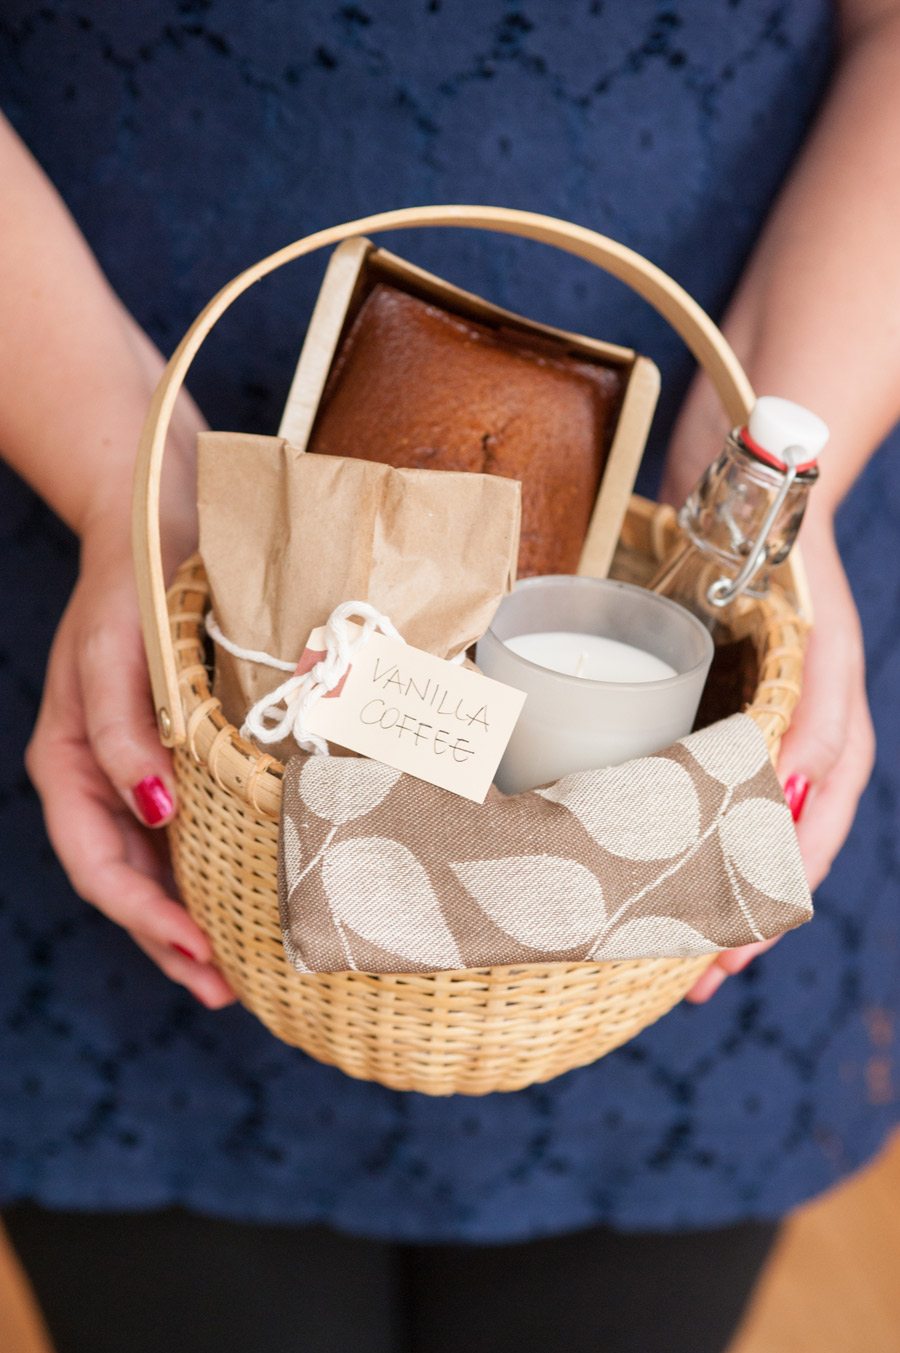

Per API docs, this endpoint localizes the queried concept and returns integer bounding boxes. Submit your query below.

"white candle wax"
[504,631,676,684]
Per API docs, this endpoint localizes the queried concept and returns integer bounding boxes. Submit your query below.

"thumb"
[80,611,177,827]
[776,532,860,797]
[776,620,854,797]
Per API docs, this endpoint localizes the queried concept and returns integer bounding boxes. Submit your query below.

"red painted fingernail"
[693,967,727,1001]
[172,944,197,961]
[783,773,810,823]
[132,775,174,826]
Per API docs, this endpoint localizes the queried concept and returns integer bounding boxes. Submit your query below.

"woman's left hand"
[660,392,876,1003]
[685,513,875,1000]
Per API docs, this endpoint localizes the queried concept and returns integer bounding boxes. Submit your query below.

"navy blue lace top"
[2,0,898,1242]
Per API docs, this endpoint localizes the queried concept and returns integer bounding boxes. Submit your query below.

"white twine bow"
[206,602,464,757]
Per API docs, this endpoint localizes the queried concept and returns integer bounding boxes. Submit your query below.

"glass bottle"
[649,396,825,724]
[650,396,825,640]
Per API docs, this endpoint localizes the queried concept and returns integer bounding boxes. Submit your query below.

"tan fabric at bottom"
[279,713,812,974]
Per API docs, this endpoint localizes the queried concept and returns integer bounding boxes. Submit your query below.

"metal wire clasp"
[706,445,800,609]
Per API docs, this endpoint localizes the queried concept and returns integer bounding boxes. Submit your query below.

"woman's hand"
[0,111,235,1009]
[25,452,237,1011]
[686,512,875,1001]
[661,382,876,1003]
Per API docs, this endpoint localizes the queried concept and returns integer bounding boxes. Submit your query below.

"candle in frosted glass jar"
[476,576,713,795]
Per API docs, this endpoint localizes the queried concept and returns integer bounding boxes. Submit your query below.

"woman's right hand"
[25,514,237,1010]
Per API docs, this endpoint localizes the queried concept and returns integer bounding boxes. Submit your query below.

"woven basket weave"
[135,207,808,1096]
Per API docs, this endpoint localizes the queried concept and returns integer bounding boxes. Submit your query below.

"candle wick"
[575,650,588,678]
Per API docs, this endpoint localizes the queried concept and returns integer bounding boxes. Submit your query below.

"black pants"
[5,1204,779,1353]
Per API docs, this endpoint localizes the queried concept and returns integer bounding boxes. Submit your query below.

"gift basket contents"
[135,207,822,1095]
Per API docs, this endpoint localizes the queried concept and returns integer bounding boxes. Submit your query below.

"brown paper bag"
[197,433,521,760]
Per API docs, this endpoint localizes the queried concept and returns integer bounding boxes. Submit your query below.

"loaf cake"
[307,284,625,576]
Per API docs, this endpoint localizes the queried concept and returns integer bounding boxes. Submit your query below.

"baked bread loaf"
[307,284,624,576]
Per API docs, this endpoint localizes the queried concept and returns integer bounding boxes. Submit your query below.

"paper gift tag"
[301,624,527,803]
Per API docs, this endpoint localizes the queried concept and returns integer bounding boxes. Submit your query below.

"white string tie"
[206,603,465,757]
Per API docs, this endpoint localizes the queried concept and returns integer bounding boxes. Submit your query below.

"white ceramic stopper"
[748,396,829,464]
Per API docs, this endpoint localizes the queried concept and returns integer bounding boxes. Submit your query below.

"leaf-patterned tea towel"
[278,713,812,974]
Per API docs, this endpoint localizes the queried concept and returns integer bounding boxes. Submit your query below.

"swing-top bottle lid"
[741,396,828,475]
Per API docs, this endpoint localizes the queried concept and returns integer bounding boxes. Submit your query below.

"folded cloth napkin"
[278,713,812,974]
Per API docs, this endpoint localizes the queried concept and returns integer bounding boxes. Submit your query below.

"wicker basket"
[134,207,808,1096]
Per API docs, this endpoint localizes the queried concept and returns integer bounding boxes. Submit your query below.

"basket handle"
[134,204,756,747]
